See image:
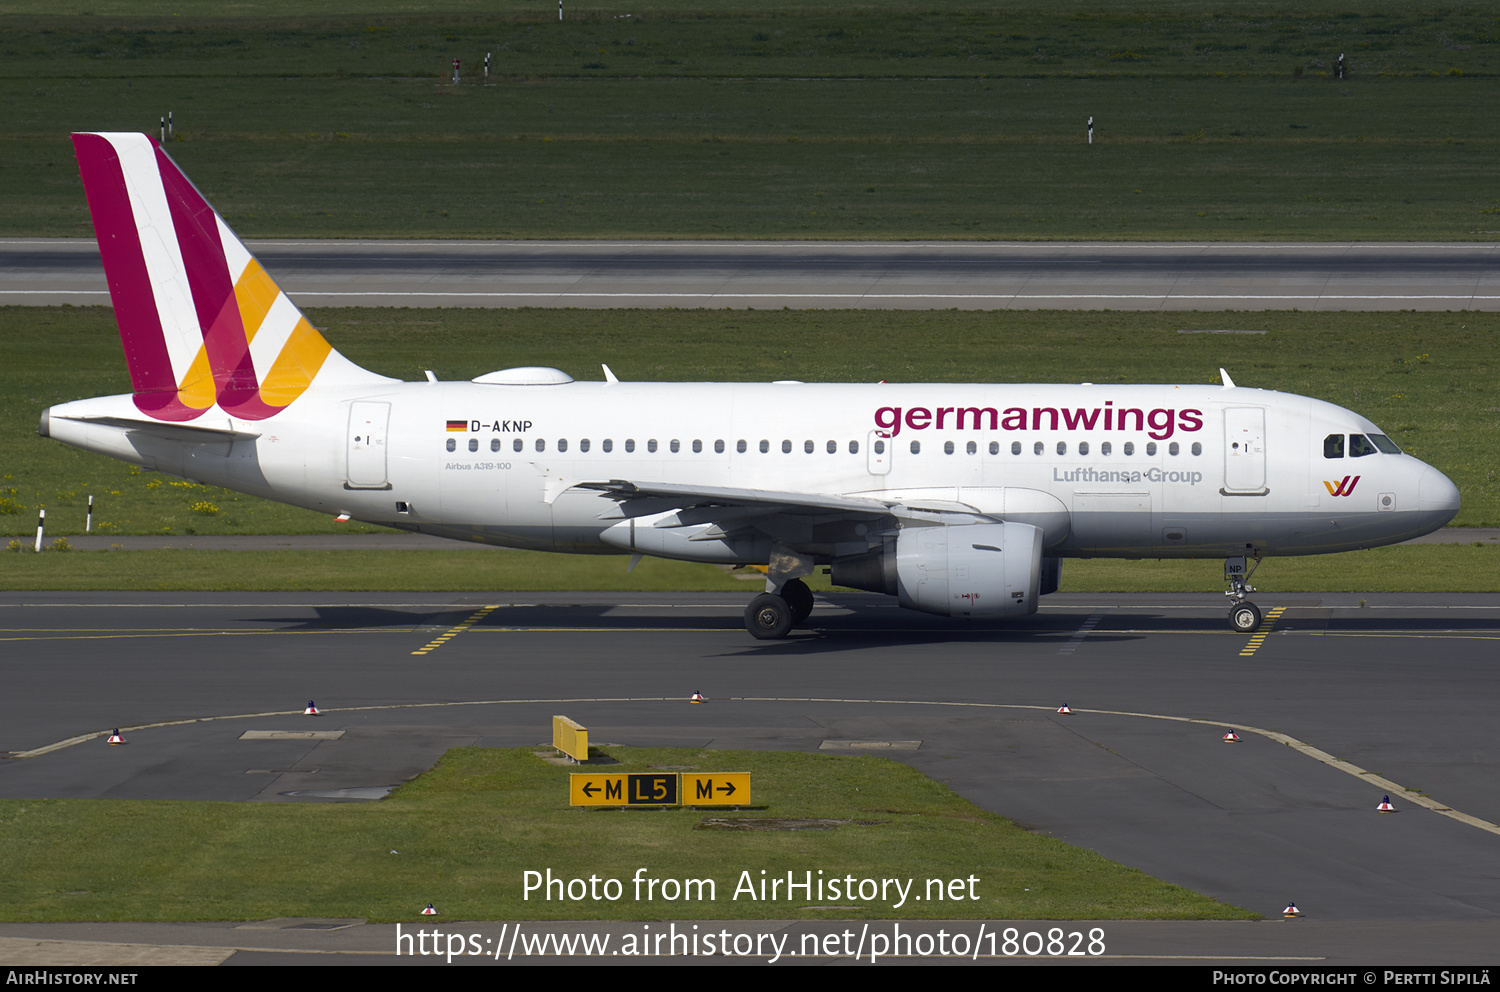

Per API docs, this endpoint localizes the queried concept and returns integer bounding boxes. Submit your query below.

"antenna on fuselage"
[1220,368,1236,388]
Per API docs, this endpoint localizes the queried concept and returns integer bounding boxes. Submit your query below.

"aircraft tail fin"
[72,132,387,423]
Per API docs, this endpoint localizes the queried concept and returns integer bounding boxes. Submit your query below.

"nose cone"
[1416,465,1461,533]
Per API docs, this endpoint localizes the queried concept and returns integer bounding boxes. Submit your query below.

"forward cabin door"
[1223,406,1267,494]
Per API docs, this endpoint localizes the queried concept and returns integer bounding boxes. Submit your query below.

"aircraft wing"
[573,479,994,525]
[576,479,896,516]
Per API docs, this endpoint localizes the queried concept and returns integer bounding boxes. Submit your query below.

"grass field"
[2,3,1498,239]
[0,746,1254,923]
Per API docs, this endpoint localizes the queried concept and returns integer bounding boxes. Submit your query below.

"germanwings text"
[874,403,1204,441]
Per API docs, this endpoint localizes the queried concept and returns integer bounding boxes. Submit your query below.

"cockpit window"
[1323,434,1344,458]
[1349,434,1378,458]
[1369,433,1402,454]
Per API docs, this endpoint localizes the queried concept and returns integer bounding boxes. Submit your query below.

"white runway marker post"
[34,508,45,552]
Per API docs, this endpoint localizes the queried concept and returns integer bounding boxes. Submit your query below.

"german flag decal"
[446,420,468,432]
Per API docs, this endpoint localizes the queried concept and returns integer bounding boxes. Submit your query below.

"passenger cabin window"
[967,441,978,455]
[1079,441,1089,456]
[1124,442,1135,456]
[759,440,769,453]
[603,439,613,453]
[625,439,636,453]
[1101,441,1112,456]
[468,438,478,452]
[1349,434,1378,458]
[514,438,523,453]
[669,439,680,453]
[850,440,860,454]
[446,438,455,452]
[535,439,545,452]
[714,440,724,454]
[491,439,501,453]
[557,439,568,453]
[944,441,955,455]
[648,439,658,453]
[1146,442,1157,456]
[910,440,921,454]
[1324,434,1345,458]
[579,439,590,453]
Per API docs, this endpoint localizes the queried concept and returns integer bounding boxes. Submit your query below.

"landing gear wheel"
[745,593,794,640]
[1229,602,1262,633]
[781,579,815,626]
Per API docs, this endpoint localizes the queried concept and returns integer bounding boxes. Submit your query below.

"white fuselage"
[42,376,1461,563]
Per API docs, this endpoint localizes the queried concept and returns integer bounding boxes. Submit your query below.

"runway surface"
[5,239,1499,310]
[3,590,1498,965]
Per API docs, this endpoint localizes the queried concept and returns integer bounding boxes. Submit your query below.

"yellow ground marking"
[410,605,499,655]
[1238,606,1286,656]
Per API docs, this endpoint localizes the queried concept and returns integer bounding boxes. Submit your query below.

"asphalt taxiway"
[2,590,1498,965]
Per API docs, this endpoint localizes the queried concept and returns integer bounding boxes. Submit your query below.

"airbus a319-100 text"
[40,133,1462,638]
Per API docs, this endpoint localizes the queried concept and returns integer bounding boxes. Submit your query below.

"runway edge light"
[1283,902,1302,918]
[304,700,320,716]
[1057,704,1072,715]
[421,903,438,916]
[1378,795,1397,812]
[1224,731,1241,743]
[691,691,706,704]
[106,729,125,745]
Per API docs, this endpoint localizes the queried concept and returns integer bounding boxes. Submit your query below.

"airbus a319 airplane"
[41,133,1461,638]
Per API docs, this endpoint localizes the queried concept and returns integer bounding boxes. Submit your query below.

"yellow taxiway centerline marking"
[411,605,499,655]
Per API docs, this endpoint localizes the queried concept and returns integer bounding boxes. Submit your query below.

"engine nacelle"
[831,522,1044,619]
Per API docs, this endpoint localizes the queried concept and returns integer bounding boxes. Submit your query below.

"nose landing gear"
[1225,555,1262,632]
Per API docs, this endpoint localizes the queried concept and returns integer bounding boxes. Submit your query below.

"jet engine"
[831,521,1044,619]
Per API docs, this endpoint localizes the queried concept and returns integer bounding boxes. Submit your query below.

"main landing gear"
[744,578,814,640]
[1225,555,1262,632]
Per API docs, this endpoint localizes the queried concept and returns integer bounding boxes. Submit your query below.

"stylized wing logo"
[1323,475,1361,497]
[73,132,332,422]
